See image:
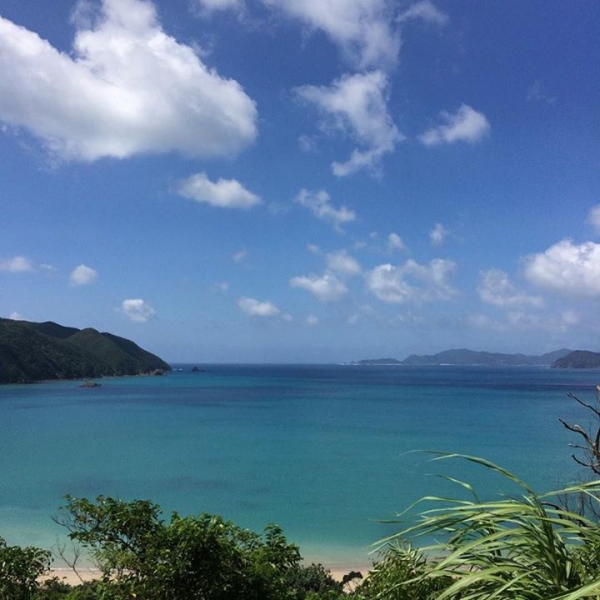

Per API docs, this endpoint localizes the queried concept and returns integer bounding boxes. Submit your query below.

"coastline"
[45,561,373,586]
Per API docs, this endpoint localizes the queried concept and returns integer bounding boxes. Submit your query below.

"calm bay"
[1,364,598,570]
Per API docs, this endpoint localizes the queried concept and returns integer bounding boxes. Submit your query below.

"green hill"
[401,348,572,366]
[0,318,170,384]
[552,350,600,369]
[356,348,572,367]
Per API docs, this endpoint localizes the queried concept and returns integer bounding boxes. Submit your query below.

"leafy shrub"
[0,536,51,600]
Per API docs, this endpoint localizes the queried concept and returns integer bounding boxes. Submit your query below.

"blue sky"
[1,0,599,363]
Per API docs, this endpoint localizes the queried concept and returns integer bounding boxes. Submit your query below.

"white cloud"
[290,273,348,302]
[478,269,543,308]
[326,250,361,277]
[387,232,406,252]
[429,222,449,246]
[69,264,98,286]
[237,296,280,317]
[588,204,600,235]
[523,239,600,297]
[194,0,245,15]
[8,312,24,321]
[232,250,248,263]
[419,104,490,147]
[121,298,156,323]
[0,256,35,273]
[296,71,403,176]
[295,189,356,232]
[178,173,261,209]
[306,313,319,326]
[366,258,457,303]
[210,281,229,293]
[0,0,257,162]
[526,80,556,105]
[263,0,400,70]
[398,1,448,26]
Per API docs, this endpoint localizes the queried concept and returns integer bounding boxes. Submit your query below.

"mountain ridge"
[0,318,170,384]
[356,348,573,367]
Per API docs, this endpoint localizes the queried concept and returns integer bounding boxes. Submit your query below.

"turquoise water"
[1,365,598,569]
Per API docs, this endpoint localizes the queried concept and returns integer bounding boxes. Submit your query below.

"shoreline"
[45,558,374,586]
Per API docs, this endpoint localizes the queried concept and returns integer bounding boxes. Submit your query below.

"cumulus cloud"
[326,250,362,277]
[387,232,406,252]
[178,173,261,209]
[588,204,600,235]
[296,71,403,176]
[398,0,448,26]
[429,222,449,246]
[8,311,24,321]
[478,269,543,308]
[523,239,600,297]
[295,189,356,232]
[263,0,400,70]
[0,0,257,162]
[69,264,98,286]
[0,255,35,273]
[121,298,156,322]
[237,296,280,317]
[366,258,457,303]
[290,273,348,302]
[419,104,490,147]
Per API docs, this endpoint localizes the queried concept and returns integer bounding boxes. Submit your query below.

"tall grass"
[371,454,600,600]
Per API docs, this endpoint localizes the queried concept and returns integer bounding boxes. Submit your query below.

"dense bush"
[0,536,51,600]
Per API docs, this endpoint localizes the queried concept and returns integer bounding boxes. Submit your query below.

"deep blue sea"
[1,365,599,569]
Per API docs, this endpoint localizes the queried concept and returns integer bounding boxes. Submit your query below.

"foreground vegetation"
[4,388,600,599]
[3,462,600,600]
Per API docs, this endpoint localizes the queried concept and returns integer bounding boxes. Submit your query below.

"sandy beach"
[45,562,372,587]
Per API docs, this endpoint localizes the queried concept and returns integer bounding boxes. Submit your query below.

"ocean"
[0,364,598,570]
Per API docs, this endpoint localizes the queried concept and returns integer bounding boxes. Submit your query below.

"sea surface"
[1,364,599,569]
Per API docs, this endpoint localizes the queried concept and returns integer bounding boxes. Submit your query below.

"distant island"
[0,318,171,384]
[354,348,591,367]
[552,350,600,369]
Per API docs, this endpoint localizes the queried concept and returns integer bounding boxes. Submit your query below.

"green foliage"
[0,535,51,600]
[284,562,345,599]
[353,543,450,600]
[0,318,170,383]
[368,454,600,600]
[55,495,343,600]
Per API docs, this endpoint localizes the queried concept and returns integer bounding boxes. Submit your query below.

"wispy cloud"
[326,250,362,277]
[419,104,490,146]
[429,223,449,246]
[387,232,406,252]
[295,189,356,232]
[478,269,543,308]
[398,0,448,26]
[178,173,261,209]
[526,80,556,105]
[0,255,36,273]
[263,0,400,70]
[588,204,600,235]
[296,71,403,176]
